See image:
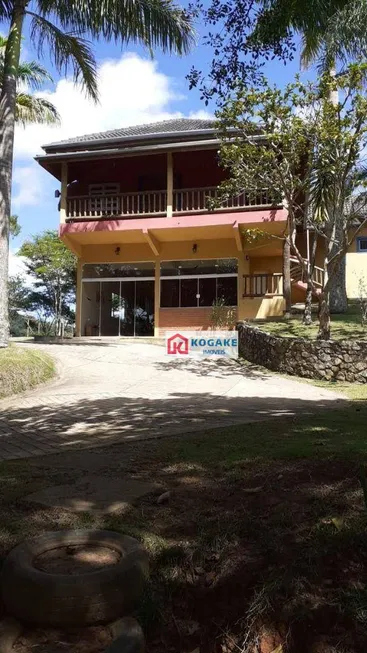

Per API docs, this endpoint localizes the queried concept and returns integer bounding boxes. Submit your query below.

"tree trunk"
[329,254,348,313]
[317,292,331,340]
[303,283,313,325]
[283,238,291,318]
[0,2,26,347]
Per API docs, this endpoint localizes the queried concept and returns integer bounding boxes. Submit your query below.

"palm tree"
[1,35,60,125]
[253,0,367,70]
[0,1,193,348]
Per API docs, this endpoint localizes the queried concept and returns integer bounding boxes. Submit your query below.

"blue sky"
[8,6,307,275]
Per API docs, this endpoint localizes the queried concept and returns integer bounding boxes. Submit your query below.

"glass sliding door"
[82,281,101,336]
[100,281,120,336]
[81,266,155,337]
[119,281,135,336]
[135,280,154,336]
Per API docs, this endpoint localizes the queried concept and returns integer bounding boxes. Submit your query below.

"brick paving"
[0,341,346,461]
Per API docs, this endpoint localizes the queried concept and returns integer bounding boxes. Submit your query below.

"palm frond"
[15,93,60,126]
[17,60,53,90]
[0,0,13,19]
[253,0,364,69]
[36,0,194,55]
[28,11,98,101]
[321,0,367,65]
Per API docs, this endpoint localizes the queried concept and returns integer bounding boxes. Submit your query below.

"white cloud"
[11,53,214,218]
[12,164,45,208]
[13,53,183,158]
[188,109,214,120]
[8,249,28,279]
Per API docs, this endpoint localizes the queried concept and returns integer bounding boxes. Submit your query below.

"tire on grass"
[1,530,149,628]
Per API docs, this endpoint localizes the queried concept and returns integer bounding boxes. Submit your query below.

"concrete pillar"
[237,253,250,321]
[154,260,160,337]
[166,152,173,218]
[60,162,68,224]
[75,259,83,337]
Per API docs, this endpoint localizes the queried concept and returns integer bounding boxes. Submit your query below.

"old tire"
[1,530,149,628]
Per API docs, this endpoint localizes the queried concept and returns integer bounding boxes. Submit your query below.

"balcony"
[243,273,283,297]
[66,186,277,221]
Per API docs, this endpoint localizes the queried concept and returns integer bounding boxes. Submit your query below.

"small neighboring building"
[36,118,367,337]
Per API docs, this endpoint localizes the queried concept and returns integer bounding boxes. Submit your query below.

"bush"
[0,347,55,398]
[210,298,237,329]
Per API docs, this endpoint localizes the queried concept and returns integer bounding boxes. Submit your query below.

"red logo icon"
[167,333,189,355]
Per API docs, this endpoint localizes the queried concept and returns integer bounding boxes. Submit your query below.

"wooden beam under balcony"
[233,221,242,252]
[143,229,160,255]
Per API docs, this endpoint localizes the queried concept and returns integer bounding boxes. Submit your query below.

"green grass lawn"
[0,346,55,398]
[256,305,367,340]
[2,402,367,652]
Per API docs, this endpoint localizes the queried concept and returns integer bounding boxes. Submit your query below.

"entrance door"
[135,280,154,336]
[95,278,154,337]
[100,281,120,336]
[119,281,135,336]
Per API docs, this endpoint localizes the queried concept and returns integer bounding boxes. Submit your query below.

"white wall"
[346,253,367,298]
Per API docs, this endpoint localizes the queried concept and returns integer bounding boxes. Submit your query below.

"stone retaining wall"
[237,322,367,383]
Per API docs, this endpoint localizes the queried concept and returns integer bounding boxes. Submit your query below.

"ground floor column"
[75,259,83,337]
[237,253,250,321]
[154,260,160,337]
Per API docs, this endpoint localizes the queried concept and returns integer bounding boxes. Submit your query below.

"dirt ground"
[2,410,367,653]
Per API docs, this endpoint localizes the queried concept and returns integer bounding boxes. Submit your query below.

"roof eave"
[42,127,220,154]
[35,138,222,180]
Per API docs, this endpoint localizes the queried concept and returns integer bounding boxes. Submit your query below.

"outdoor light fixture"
[115,246,121,256]
[192,243,198,253]
[54,190,61,198]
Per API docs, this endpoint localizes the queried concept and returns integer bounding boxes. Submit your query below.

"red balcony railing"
[66,186,278,220]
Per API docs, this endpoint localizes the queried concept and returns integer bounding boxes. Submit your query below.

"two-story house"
[36,118,367,337]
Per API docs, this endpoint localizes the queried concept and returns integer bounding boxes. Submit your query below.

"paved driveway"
[0,342,345,460]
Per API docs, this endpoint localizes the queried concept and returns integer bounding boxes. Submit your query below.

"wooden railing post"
[60,162,68,224]
[167,152,173,217]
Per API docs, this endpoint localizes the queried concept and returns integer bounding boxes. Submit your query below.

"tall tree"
[251,0,367,314]
[215,65,367,339]
[8,273,30,335]
[19,230,77,336]
[189,0,367,314]
[1,35,59,125]
[0,0,193,348]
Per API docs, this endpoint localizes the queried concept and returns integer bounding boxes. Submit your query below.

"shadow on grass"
[0,402,367,651]
[0,388,347,462]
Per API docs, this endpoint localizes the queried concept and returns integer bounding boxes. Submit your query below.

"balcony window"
[160,259,237,308]
[181,279,198,307]
[160,258,237,276]
[217,277,237,305]
[199,278,216,306]
[83,263,155,279]
[357,237,367,252]
[161,279,179,307]
[89,183,120,215]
